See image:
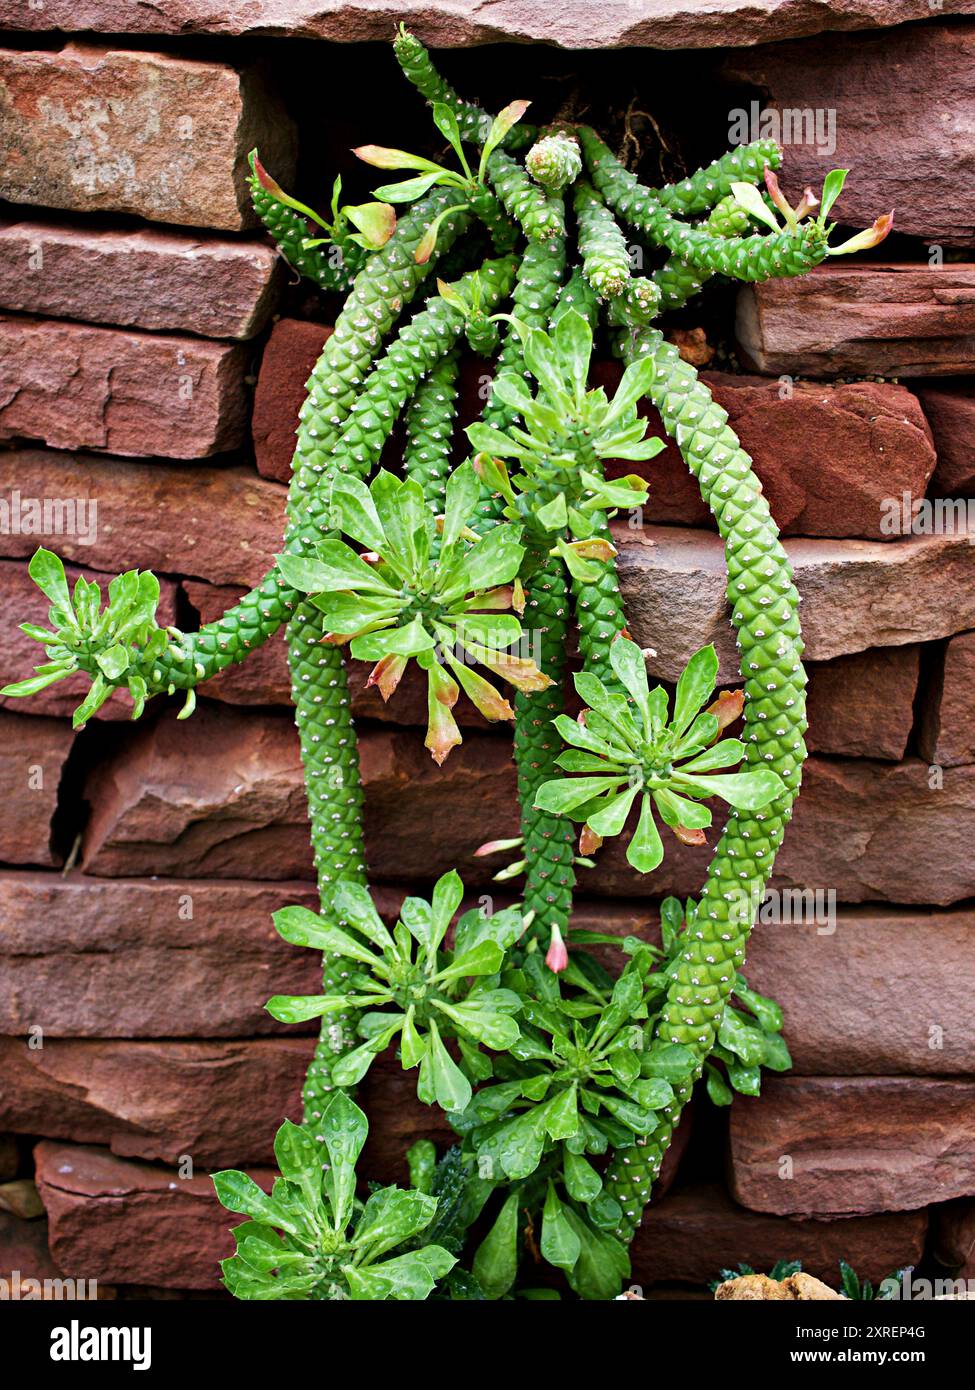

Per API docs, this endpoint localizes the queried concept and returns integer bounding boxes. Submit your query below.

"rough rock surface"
[631,1183,926,1286]
[81,708,314,880]
[80,709,519,882]
[76,705,975,906]
[35,1140,260,1289]
[804,645,919,760]
[0,221,281,339]
[715,1271,844,1299]
[252,319,332,483]
[0,872,322,1038]
[609,372,936,539]
[917,631,975,768]
[0,451,286,588]
[729,1078,975,1216]
[0,559,177,721]
[35,1144,922,1293]
[617,522,975,684]
[0,1038,315,1167]
[724,23,975,244]
[932,1201,975,1279]
[916,382,975,494]
[736,264,975,378]
[0,43,295,231]
[0,1213,72,1285]
[0,710,72,866]
[9,879,970,1076]
[744,905,975,1076]
[0,320,249,459]
[0,0,962,49]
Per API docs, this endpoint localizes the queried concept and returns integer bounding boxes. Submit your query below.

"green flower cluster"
[535,637,786,872]
[0,548,178,726]
[213,1095,456,1300]
[278,463,551,764]
[266,874,525,1113]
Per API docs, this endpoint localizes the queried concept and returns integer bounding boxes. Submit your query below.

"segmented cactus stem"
[579,126,828,283]
[121,191,471,698]
[393,24,536,149]
[574,181,631,298]
[651,194,753,311]
[648,138,782,215]
[474,237,567,529]
[602,328,808,1243]
[513,557,575,947]
[488,150,566,244]
[403,350,461,511]
[248,155,364,294]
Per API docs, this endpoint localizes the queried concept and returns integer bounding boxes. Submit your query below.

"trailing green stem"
[647,139,782,215]
[579,126,828,282]
[393,25,537,149]
[513,557,575,947]
[602,327,808,1242]
[403,350,461,512]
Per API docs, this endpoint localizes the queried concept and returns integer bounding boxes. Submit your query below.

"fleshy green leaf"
[819,168,849,222]
[441,461,479,550]
[672,645,718,737]
[433,939,504,984]
[425,1020,473,1113]
[626,793,664,874]
[350,617,436,661]
[319,1092,368,1229]
[671,766,785,810]
[28,549,73,617]
[586,781,640,838]
[553,309,592,403]
[541,1182,581,1272]
[330,880,396,953]
[351,1187,438,1259]
[432,1000,519,1051]
[472,1191,520,1299]
[272,905,380,966]
[278,543,397,597]
[344,1246,454,1300]
[535,774,629,815]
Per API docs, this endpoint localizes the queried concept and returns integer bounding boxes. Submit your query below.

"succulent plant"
[535,637,785,872]
[1,549,175,726]
[213,1095,456,1300]
[265,874,525,1112]
[2,26,894,1297]
[278,463,551,763]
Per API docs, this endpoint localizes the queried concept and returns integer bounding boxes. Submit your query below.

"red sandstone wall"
[1,6,974,1295]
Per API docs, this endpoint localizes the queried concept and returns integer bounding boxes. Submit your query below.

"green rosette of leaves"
[466,308,661,567]
[535,637,786,873]
[213,1094,456,1300]
[1,549,177,725]
[451,944,683,1297]
[278,461,552,764]
[265,873,525,1112]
